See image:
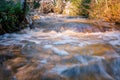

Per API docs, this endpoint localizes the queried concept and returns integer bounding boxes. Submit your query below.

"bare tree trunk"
[22,0,27,21]
[23,0,27,14]
[105,0,108,10]
[95,0,98,4]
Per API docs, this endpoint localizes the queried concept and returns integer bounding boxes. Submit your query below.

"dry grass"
[89,0,120,22]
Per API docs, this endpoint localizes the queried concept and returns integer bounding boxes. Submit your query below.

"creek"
[0,14,120,80]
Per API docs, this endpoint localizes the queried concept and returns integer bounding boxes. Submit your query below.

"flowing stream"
[0,14,120,80]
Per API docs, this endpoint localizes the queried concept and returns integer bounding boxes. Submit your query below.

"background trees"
[89,0,120,23]
[63,0,120,23]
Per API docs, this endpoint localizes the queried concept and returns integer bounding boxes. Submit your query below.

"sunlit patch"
[32,15,41,20]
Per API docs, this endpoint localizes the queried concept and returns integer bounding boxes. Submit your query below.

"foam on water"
[0,14,120,47]
[0,29,120,46]
[43,45,69,56]
[49,65,69,75]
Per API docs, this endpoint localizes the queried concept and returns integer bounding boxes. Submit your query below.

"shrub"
[33,1,40,9]
[0,0,28,34]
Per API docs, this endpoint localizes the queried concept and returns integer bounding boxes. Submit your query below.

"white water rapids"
[0,15,120,80]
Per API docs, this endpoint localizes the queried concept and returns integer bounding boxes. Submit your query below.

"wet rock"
[25,16,34,29]
[32,15,40,20]
[0,52,15,65]
[0,66,13,80]
[0,24,5,35]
